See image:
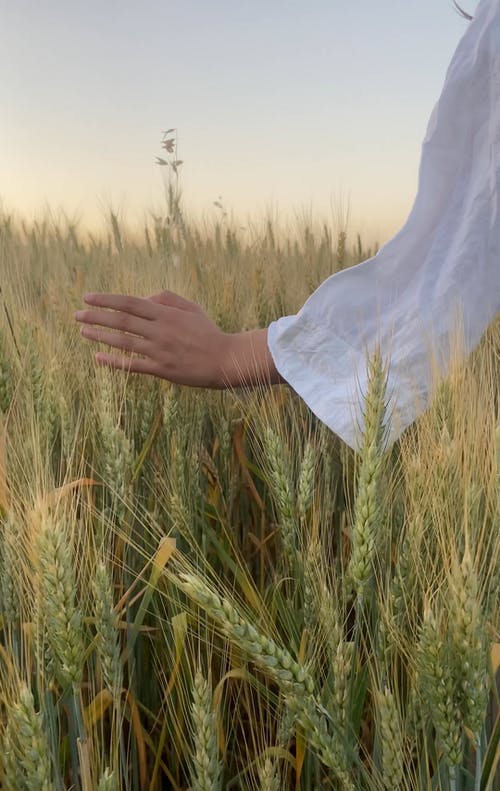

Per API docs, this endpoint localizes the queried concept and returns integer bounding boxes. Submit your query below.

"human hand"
[74,290,231,388]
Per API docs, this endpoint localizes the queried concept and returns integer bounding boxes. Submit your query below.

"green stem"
[120,727,130,791]
[44,690,65,791]
[481,710,500,790]
[111,696,131,791]
[474,738,481,791]
[148,715,168,791]
[71,687,86,743]
[65,687,86,791]
[65,692,80,791]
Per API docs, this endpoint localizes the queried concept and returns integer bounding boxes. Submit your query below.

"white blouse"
[267,0,500,452]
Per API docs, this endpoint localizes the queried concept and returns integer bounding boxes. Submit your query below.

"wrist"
[217,328,285,389]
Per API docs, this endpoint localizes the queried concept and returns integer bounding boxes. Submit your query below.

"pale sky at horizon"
[0,1,477,246]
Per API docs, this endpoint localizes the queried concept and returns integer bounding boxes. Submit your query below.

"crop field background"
[0,207,498,791]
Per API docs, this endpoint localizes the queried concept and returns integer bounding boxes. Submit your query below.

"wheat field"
[0,206,498,791]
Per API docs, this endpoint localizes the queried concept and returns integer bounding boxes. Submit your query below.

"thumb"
[146,290,204,314]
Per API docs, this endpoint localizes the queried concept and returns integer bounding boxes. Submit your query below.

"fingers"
[95,352,160,376]
[75,308,151,336]
[80,325,152,355]
[147,290,203,313]
[83,293,160,320]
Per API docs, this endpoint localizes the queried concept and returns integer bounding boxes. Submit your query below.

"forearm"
[217,328,286,389]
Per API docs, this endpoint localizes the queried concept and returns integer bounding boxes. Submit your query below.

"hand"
[74,290,231,388]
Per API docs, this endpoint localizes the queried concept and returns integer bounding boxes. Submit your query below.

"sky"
[0,0,477,245]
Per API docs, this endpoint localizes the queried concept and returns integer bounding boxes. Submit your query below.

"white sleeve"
[267,0,500,452]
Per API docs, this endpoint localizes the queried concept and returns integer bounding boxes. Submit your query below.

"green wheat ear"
[97,768,118,791]
[261,424,297,568]
[177,569,354,788]
[92,561,123,700]
[98,370,132,525]
[374,684,404,790]
[190,668,223,791]
[448,546,490,745]
[345,346,389,604]
[0,512,21,626]
[416,605,463,783]
[257,757,281,791]
[1,682,54,791]
[36,516,84,691]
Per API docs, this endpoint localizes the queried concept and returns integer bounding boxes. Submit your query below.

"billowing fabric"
[267,0,500,452]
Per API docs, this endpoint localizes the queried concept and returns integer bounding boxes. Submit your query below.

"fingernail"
[74,311,83,320]
[83,293,95,303]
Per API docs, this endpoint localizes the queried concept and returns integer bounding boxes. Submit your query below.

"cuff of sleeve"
[267,314,418,452]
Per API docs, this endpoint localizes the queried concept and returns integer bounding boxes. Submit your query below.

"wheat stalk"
[390,521,419,628]
[1,682,54,791]
[374,685,404,790]
[98,372,132,524]
[345,347,388,604]
[22,328,58,451]
[449,547,489,741]
[302,538,321,632]
[178,571,314,691]
[332,632,355,735]
[177,570,354,788]
[285,693,354,790]
[261,425,297,567]
[97,768,118,791]
[92,561,123,700]
[168,442,193,534]
[190,668,222,791]
[257,757,281,791]
[416,605,463,787]
[0,513,21,627]
[297,440,315,523]
[35,516,84,690]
